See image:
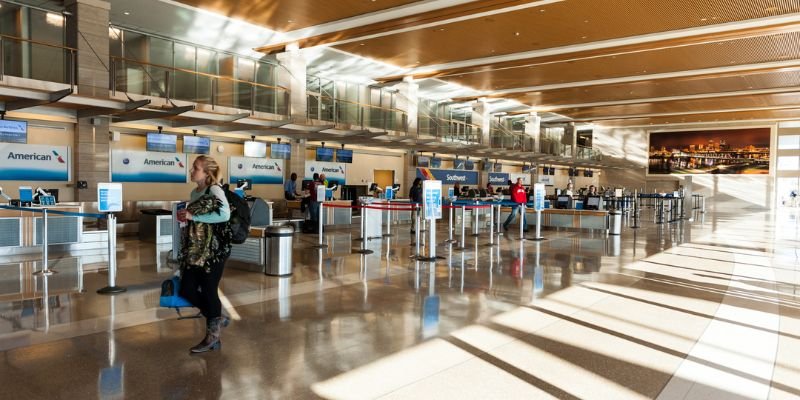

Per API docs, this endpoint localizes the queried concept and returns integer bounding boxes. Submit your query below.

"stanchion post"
[383,206,392,237]
[446,206,456,243]
[472,204,480,237]
[519,204,526,240]
[354,205,374,255]
[496,203,502,236]
[457,205,466,250]
[97,213,126,294]
[487,205,496,246]
[413,205,421,258]
[33,208,55,276]
[312,202,328,248]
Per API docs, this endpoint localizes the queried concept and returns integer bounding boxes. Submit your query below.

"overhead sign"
[538,175,555,186]
[488,172,509,185]
[0,143,69,181]
[417,168,479,185]
[98,182,123,212]
[0,120,27,144]
[111,150,186,183]
[423,180,442,220]
[509,172,531,185]
[229,156,284,185]
[305,161,346,185]
[533,183,546,211]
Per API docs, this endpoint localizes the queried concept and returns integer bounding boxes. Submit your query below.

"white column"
[473,98,491,145]
[395,77,419,135]
[276,45,308,122]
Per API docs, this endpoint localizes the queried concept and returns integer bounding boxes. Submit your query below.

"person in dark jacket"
[409,178,423,233]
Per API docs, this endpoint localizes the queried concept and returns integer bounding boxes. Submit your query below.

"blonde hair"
[195,155,221,186]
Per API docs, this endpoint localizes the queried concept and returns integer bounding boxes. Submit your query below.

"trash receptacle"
[265,225,294,276]
[609,210,622,235]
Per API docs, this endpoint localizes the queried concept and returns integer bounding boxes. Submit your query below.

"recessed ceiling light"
[515,32,520,36]
[581,36,587,39]
[288,19,293,23]
[359,43,365,46]
[123,11,130,15]
[700,17,707,21]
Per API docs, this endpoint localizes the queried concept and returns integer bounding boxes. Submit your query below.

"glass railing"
[418,115,481,143]
[577,145,603,161]
[540,139,573,157]
[307,94,407,132]
[0,35,76,88]
[111,56,289,116]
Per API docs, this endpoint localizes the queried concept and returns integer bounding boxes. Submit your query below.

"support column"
[289,139,307,180]
[524,112,542,153]
[276,45,307,123]
[394,77,418,135]
[564,122,577,158]
[66,0,111,202]
[473,98,491,146]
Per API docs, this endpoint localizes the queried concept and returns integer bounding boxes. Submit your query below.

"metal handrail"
[312,93,404,112]
[110,56,288,92]
[0,34,77,51]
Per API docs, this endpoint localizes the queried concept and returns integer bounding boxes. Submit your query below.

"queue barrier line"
[0,205,107,219]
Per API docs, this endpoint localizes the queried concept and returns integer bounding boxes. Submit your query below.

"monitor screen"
[0,120,27,143]
[430,157,442,168]
[336,149,353,163]
[586,196,601,209]
[183,135,210,154]
[556,195,571,209]
[417,155,430,167]
[316,147,334,162]
[271,142,291,160]
[522,164,531,173]
[243,141,267,158]
[494,163,502,172]
[481,160,492,171]
[146,133,177,153]
[453,159,465,170]
[465,160,475,170]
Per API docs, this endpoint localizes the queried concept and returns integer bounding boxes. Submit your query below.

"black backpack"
[220,184,251,244]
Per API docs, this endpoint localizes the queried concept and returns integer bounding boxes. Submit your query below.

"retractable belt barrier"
[314,202,419,255]
[0,205,124,294]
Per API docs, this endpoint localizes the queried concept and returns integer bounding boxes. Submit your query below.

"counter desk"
[497,205,609,231]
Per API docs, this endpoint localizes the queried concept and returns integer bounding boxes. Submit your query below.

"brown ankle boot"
[190,317,222,353]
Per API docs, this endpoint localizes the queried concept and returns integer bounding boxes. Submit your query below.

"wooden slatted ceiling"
[439,31,800,93]
[333,0,800,68]
[175,0,421,32]
[504,69,800,107]
[561,92,800,120]
[594,108,800,127]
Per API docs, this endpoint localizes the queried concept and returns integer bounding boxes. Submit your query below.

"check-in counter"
[229,227,267,267]
[321,200,352,226]
[498,205,608,231]
[383,199,414,226]
[0,204,91,255]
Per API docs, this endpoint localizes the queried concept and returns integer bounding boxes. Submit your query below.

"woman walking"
[177,155,232,353]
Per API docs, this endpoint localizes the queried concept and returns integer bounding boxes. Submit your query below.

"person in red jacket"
[503,177,528,231]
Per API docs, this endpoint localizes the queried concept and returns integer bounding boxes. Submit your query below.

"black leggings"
[180,258,226,319]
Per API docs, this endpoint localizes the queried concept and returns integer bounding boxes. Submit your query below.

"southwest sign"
[111,150,187,183]
[0,144,69,181]
[229,156,285,185]
[417,168,479,185]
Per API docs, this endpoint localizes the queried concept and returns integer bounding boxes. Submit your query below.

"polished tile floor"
[0,208,799,399]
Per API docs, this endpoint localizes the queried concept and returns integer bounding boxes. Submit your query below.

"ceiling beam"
[375,18,800,83]
[256,0,560,54]
[77,99,151,119]
[0,88,72,112]
[113,105,195,123]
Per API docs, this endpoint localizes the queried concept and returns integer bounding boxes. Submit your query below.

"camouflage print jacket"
[179,193,232,273]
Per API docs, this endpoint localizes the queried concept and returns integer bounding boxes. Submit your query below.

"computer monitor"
[584,196,601,210]
[301,179,314,191]
[555,195,571,209]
